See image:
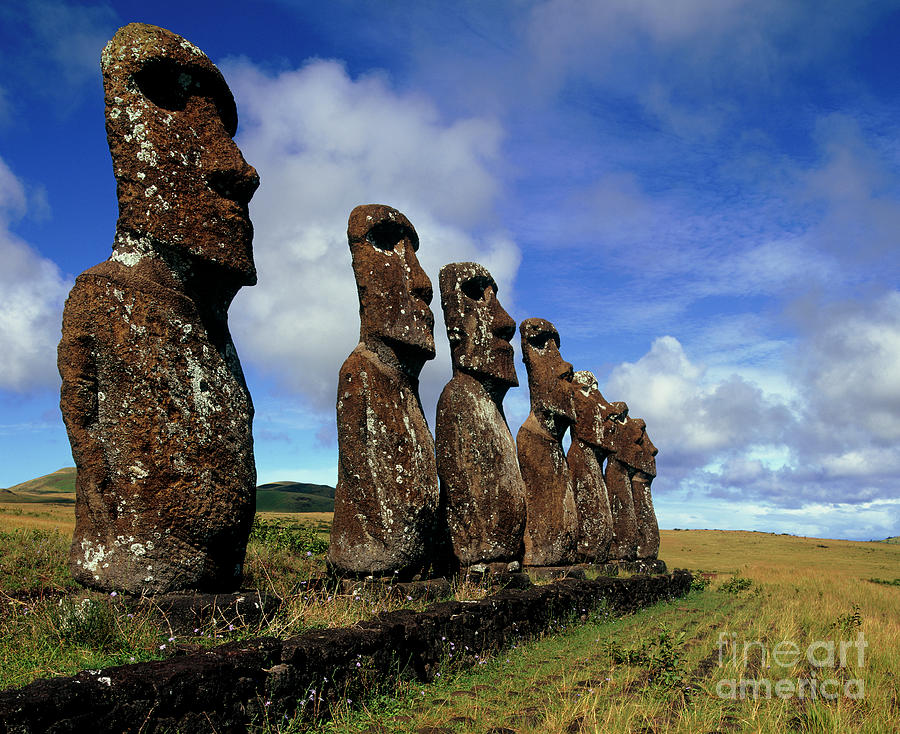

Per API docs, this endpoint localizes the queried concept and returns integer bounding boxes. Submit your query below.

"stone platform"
[0,571,691,733]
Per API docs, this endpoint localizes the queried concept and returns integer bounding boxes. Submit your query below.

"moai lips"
[517,318,578,567]
[616,417,661,560]
[59,24,259,594]
[328,205,440,578]
[567,370,624,563]
[435,262,525,569]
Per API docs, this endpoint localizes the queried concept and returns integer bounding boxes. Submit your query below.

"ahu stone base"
[0,571,691,733]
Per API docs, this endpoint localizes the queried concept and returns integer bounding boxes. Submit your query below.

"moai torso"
[517,318,577,567]
[617,418,660,560]
[328,205,440,578]
[435,263,525,569]
[566,371,626,563]
[59,24,260,593]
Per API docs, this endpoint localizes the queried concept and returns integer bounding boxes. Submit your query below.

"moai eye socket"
[133,60,190,112]
[460,276,493,301]
[133,60,238,135]
[527,332,554,349]
[366,221,418,252]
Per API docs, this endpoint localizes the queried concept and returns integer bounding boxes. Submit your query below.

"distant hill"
[256,481,335,513]
[883,536,900,544]
[2,467,334,513]
[4,467,76,495]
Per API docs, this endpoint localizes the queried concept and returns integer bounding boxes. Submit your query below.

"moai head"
[348,204,435,368]
[618,416,658,475]
[571,370,628,450]
[102,23,259,283]
[439,262,517,389]
[520,318,575,433]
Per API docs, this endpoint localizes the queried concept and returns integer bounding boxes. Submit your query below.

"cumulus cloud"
[0,157,70,391]
[223,58,520,415]
[605,336,794,470]
[797,292,900,443]
[604,325,899,519]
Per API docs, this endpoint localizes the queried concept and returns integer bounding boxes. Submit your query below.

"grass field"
[1,496,898,732]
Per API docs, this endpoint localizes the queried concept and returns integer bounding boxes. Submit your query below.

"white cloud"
[797,291,900,443]
[223,58,520,414]
[605,335,793,461]
[0,157,70,391]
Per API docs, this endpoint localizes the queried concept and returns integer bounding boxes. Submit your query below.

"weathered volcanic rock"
[517,318,578,567]
[435,262,525,569]
[567,370,627,563]
[604,404,640,561]
[58,24,260,594]
[328,205,440,578]
[617,417,660,560]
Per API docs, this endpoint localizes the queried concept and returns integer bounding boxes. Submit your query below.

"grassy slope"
[2,468,336,513]
[3,468,76,495]
[307,530,900,734]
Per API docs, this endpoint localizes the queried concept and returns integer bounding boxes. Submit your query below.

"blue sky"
[1,0,898,541]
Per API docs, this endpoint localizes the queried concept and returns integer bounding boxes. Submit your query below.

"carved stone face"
[634,419,658,477]
[348,204,435,361]
[439,262,517,387]
[617,416,658,475]
[520,318,575,424]
[102,23,259,283]
[571,370,627,449]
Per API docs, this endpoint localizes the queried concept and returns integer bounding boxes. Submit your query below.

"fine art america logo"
[716,632,867,700]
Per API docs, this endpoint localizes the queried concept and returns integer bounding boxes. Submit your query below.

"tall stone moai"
[567,370,627,564]
[328,205,440,579]
[517,318,578,567]
[58,24,260,594]
[435,262,525,571]
[604,405,641,561]
[617,417,660,560]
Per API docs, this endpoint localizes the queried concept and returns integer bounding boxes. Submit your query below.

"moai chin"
[567,370,627,563]
[517,318,578,567]
[58,23,260,594]
[616,417,660,560]
[435,262,525,571]
[328,204,440,579]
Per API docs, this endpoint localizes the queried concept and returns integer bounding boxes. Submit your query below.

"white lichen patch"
[79,539,110,574]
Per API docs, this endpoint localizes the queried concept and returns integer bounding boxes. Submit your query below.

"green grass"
[2,502,898,733]
[269,530,900,733]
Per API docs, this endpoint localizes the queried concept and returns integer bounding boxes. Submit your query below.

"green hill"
[255,481,335,513]
[2,468,335,513]
[4,468,76,495]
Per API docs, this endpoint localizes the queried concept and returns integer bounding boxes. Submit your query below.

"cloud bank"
[0,157,70,391]
[224,58,520,417]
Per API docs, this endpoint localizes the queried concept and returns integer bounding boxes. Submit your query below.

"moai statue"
[604,406,641,561]
[435,262,525,571]
[567,370,627,563]
[328,205,440,579]
[617,417,660,560]
[58,24,260,594]
[517,318,578,567]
